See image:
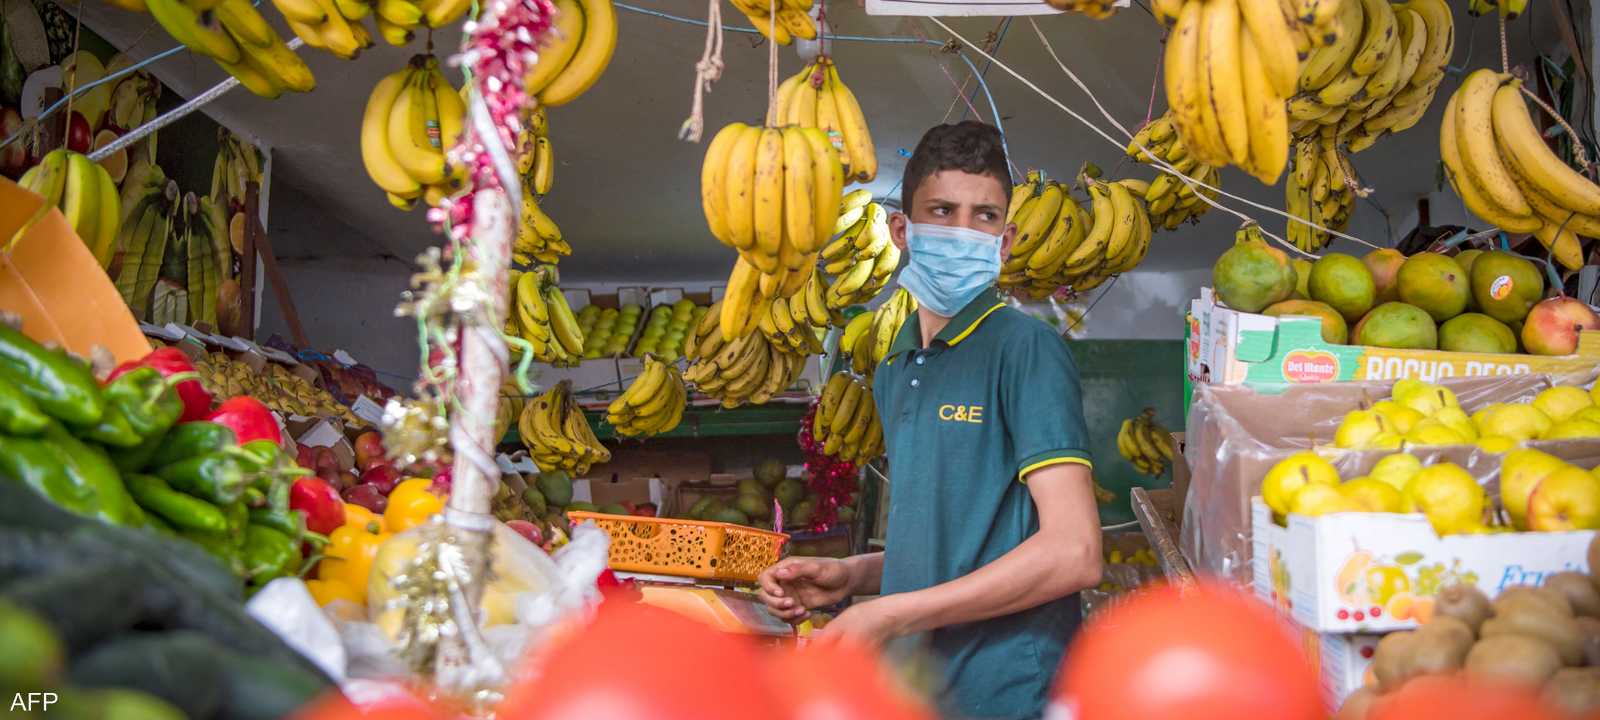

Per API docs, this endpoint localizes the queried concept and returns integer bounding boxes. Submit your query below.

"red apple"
[361,463,400,494]
[64,111,92,154]
[295,443,315,469]
[337,470,359,489]
[1522,296,1600,355]
[313,446,340,478]
[342,483,387,514]
[354,431,386,470]
[0,107,25,178]
[506,520,542,546]
[633,502,658,517]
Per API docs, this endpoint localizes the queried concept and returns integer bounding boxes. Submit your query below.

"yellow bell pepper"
[384,478,446,533]
[315,509,392,602]
[305,578,362,607]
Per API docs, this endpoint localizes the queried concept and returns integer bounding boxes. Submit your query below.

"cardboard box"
[1300,626,1381,711]
[537,287,650,393]
[584,448,712,487]
[1188,288,1600,391]
[573,476,668,514]
[1250,497,1593,633]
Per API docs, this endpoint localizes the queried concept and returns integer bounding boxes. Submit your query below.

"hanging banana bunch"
[519,380,610,475]
[606,355,688,438]
[702,122,845,339]
[773,57,878,184]
[517,107,555,196]
[1126,112,1221,229]
[1440,70,1600,270]
[523,0,618,106]
[811,372,884,463]
[494,379,526,445]
[113,163,177,318]
[1117,408,1174,476]
[840,288,915,379]
[819,190,898,311]
[999,170,1151,300]
[360,55,467,210]
[684,300,810,408]
[506,267,587,366]
[17,149,120,269]
[1284,131,1356,253]
[727,0,817,45]
[1466,0,1527,20]
[137,0,315,97]
[1043,0,1120,19]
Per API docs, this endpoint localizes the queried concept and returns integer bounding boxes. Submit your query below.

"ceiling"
[72,0,1569,285]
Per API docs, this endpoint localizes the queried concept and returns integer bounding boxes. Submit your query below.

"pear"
[1335,409,1391,449]
[1339,477,1404,512]
[1533,386,1594,423]
[1527,466,1600,532]
[1393,379,1459,415]
[1290,483,1352,517]
[1371,400,1425,434]
[1402,463,1486,535]
[1475,403,1554,441]
[1369,453,1423,492]
[1576,406,1600,425]
[1542,418,1600,440]
[1500,448,1567,529]
[1262,451,1341,516]
[1404,420,1472,447]
[1476,435,1518,454]
[1368,432,1405,450]
[1433,407,1479,441]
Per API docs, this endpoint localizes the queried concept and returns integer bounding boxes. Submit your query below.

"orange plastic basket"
[567,512,789,584]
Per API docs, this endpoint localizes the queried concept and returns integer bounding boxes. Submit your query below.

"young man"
[756,121,1103,719]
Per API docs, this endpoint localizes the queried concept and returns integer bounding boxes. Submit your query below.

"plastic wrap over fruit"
[1181,373,1600,582]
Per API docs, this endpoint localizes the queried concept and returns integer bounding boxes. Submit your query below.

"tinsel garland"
[796,401,859,533]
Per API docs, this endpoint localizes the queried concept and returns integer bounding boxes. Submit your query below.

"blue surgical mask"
[896,221,1002,317]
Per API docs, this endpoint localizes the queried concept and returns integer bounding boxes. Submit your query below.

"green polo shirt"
[874,288,1091,720]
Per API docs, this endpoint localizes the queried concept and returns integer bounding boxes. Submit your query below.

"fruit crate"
[568,511,788,584]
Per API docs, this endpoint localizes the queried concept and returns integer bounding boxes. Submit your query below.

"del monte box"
[1188,288,1600,392]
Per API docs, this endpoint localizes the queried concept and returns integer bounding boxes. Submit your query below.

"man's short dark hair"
[899,121,1012,213]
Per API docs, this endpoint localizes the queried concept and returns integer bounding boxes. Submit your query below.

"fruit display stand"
[1187,288,1600,392]
[1130,487,1193,584]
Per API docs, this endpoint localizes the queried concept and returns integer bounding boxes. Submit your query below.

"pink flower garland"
[429,0,557,240]
[796,401,860,533]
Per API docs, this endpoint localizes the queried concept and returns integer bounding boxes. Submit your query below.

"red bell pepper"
[290,477,346,535]
[204,396,282,446]
[108,348,213,423]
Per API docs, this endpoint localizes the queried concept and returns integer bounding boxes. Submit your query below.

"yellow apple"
[1393,380,1459,416]
[1476,436,1518,454]
[1404,420,1471,447]
[1432,407,1479,441]
[1335,409,1391,449]
[1291,483,1352,517]
[1533,386,1593,423]
[1340,477,1404,512]
[1262,451,1341,516]
[1371,400,1425,435]
[1402,463,1486,535]
[1474,403,1553,441]
[1541,418,1600,440]
[1500,448,1567,529]
[1369,453,1423,492]
[1527,466,1600,531]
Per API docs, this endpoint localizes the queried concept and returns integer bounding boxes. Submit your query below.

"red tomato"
[499,602,777,720]
[1369,675,1565,720]
[289,694,442,720]
[1054,581,1322,720]
[764,639,935,720]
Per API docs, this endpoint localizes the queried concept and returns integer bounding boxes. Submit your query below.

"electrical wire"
[0,44,186,151]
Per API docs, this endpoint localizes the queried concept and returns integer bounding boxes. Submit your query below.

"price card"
[350,395,387,425]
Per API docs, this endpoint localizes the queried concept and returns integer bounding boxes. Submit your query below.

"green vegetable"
[223,501,248,545]
[42,423,141,526]
[125,474,227,534]
[68,631,224,719]
[248,506,304,539]
[0,324,104,427]
[110,430,167,473]
[77,403,142,448]
[1,561,147,653]
[181,531,246,578]
[105,367,183,439]
[156,452,246,505]
[0,433,94,515]
[242,525,298,585]
[0,377,48,435]
[150,421,237,468]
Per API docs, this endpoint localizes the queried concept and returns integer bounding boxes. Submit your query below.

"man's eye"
[931,207,950,216]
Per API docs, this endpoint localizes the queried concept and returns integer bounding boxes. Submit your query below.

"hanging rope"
[1499,11,1509,74]
[1520,84,1594,173]
[677,0,724,142]
[765,0,779,127]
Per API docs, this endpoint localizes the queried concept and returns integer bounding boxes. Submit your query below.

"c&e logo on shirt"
[938,404,984,424]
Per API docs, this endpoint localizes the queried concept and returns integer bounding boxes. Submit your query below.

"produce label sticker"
[865,0,1064,16]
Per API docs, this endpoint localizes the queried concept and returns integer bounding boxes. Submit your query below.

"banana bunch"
[727,0,815,45]
[685,301,809,408]
[774,58,877,184]
[999,173,1152,300]
[180,191,233,327]
[19,149,120,269]
[104,69,161,165]
[516,107,555,197]
[209,129,260,256]
[1117,408,1174,476]
[1044,0,1119,19]
[282,0,471,50]
[1285,131,1356,252]
[114,163,176,318]
[811,372,884,463]
[760,292,828,355]
[819,192,898,310]
[606,355,688,437]
[514,188,570,266]
[519,380,610,475]
[1125,112,1221,229]
[360,55,466,210]
[140,0,315,97]
[1466,0,1526,19]
[524,0,617,106]
[1161,0,1298,184]
[494,380,526,445]
[506,268,586,366]
[703,122,845,338]
[1291,0,1453,153]
[840,288,915,377]
[1441,70,1600,270]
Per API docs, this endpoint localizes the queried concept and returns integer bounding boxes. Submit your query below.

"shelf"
[501,402,811,445]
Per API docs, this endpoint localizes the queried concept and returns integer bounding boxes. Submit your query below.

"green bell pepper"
[42,422,140,525]
[125,474,229,534]
[150,422,238,469]
[156,452,247,506]
[110,429,167,473]
[105,367,183,439]
[242,524,299,585]
[182,530,246,578]
[77,403,142,448]
[0,376,47,435]
[0,433,95,515]
[248,506,304,539]
[0,323,104,426]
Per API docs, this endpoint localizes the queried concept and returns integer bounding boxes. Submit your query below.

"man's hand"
[817,596,908,648]
[756,557,854,623]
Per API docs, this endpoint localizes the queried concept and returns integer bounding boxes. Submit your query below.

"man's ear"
[888,211,910,251]
[999,222,1017,262]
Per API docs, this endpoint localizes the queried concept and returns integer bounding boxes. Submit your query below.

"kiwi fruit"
[1372,631,1418,692]
[1543,572,1600,618]
[1493,585,1574,617]
[1479,608,1585,666]
[1333,686,1378,720]
[1405,620,1474,675]
[1433,583,1493,633]
[1576,616,1600,666]
[1465,634,1563,685]
[1542,668,1600,716]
